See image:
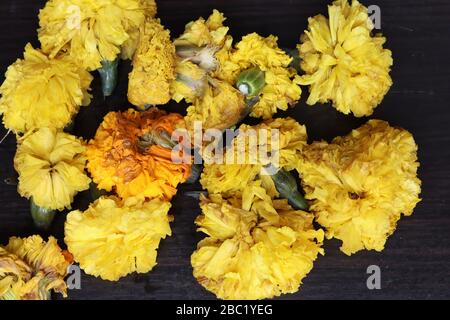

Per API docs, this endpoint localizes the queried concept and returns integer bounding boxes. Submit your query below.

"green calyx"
[98,59,119,97]
[270,168,309,211]
[236,67,266,99]
[30,198,56,231]
[232,67,266,125]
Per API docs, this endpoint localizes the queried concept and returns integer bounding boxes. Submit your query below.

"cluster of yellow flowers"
[1,0,162,216]
[67,106,189,281]
[195,119,325,299]
[0,0,186,294]
[196,118,421,299]
[2,0,160,135]
[0,0,423,300]
[170,10,303,136]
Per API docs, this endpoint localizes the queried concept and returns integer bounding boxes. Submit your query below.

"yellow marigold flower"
[14,128,91,211]
[201,118,307,196]
[191,182,324,300]
[218,33,302,119]
[0,235,71,300]
[65,196,172,281]
[298,0,393,117]
[171,10,232,103]
[0,44,92,134]
[185,80,246,132]
[38,0,156,71]
[86,108,191,200]
[297,120,421,255]
[128,18,176,108]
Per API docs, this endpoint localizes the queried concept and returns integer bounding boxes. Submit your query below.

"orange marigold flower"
[86,108,191,200]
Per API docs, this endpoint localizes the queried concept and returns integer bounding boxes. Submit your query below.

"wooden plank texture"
[0,0,449,300]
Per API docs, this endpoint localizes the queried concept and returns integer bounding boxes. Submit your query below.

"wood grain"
[0,0,449,300]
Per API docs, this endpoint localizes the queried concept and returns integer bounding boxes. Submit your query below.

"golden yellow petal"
[128,19,176,108]
[14,128,90,211]
[298,0,393,116]
[0,44,92,134]
[191,184,323,300]
[65,196,172,281]
[297,120,421,255]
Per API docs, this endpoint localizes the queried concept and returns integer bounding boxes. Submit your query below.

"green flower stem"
[270,168,309,211]
[98,59,119,97]
[30,198,56,231]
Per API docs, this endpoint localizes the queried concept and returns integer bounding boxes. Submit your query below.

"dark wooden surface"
[1,0,449,300]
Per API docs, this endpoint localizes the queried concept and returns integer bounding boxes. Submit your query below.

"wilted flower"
[218,33,302,119]
[171,10,231,103]
[185,79,246,132]
[0,235,72,300]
